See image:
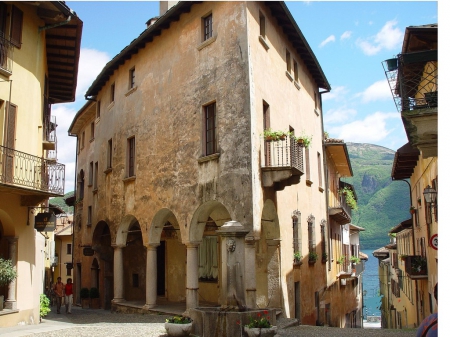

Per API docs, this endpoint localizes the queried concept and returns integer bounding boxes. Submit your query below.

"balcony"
[0,145,65,196]
[0,34,14,76]
[404,255,428,279]
[383,50,437,158]
[338,261,364,279]
[328,182,355,225]
[43,115,57,151]
[261,136,304,188]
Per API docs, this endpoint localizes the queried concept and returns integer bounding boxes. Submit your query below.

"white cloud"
[327,112,399,143]
[53,48,110,193]
[324,107,357,125]
[356,20,403,56]
[357,80,393,103]
[340,31,352,40]
[322,86,349,102]
[319,35,336,48]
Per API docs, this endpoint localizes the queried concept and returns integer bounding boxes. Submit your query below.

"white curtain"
[198,236,218,280]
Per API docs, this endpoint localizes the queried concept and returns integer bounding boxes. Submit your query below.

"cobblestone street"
[1,305,419,337]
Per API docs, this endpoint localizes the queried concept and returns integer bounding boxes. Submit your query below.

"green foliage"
[165,315,192,324]
[89,287,100,298]
[0,258,17,286]
[262,129,291,141]
[245,311,272,328]
[49,191,74,213]
[322,252,328,262]
[308,252,318,262]
[337,256,345,264]
[343,143,410,249]
[80,287,90,299]
[40,294,51,318]
[294,133,313,148]
[350,256,360,264]
[339,186,358,210]
[293,252,302,262]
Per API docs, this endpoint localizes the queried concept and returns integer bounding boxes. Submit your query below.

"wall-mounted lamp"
[423,185,437,205]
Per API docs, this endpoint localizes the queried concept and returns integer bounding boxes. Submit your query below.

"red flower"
[257,313,261,317]
[236,320,240,325]
[264,310,269,315]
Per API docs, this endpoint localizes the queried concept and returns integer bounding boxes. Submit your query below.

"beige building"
[0,1,81,327]
[378,23,438,329]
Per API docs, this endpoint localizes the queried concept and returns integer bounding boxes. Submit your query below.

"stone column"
[266,239,281,308]
[144,244,159,309]
[245,236,257,309]
[112,244,125,303]
[186,242,200,309]
[5,237,18,310]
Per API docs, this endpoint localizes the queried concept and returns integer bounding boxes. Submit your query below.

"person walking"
[416,283,437,337]
[53,277,65,314]
[65,278,74,314]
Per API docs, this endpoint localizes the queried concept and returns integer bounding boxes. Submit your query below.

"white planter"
[164,322,193,337]
[244,326,277,337]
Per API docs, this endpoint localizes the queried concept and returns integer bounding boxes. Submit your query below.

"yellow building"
[381,23,437,329]
[0,2,81,326]
[69,1,336,325]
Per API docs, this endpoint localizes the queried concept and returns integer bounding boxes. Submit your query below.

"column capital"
[185,241,202,248]
[111,243,125,249]
[146,243,160,250]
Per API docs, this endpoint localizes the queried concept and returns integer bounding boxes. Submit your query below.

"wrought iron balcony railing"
[382,50,437,113]
[0,145,65,195]
[404,255,428,279]
[261,135,304,173]
[43,115,57,144]
[0,33,14,74]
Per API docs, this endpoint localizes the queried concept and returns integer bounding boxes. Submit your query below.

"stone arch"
[256,198,281,308]
[115,214,140,246]
[189,200,232,243]
[0,209,15,237]
[146,208,179,245]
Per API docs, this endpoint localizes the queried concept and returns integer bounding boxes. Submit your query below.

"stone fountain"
[189,221,277,337]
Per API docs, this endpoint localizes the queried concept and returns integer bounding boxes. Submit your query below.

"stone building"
[0,1,82,326]
[69,1,333,323]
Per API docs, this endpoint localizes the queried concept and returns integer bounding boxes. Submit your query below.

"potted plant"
[400,254,408,261]
[165,315,193,337]
[80,287,90,309]
[411,256,427,274]
[40,294,51,322]
[293,252,302,265]
[409,206,416,214]
[0,258,17,311]
[244,310,277,337]
[89,287,100,309]
[322,252,328,263]
[339,187,358,210]
[337,256,345,265]
[295,134,312,148]
[308,252,318,264]
[262,129,290,141]
[350,256,360,264]
[386,57,398,71]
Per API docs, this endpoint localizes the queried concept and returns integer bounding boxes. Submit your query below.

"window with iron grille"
[127,136,136,177]
[204,103,216,156]
[307,215,315,252]
[293,215,300,254]
[203,14,213,41]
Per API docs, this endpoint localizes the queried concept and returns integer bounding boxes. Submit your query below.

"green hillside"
[342,143,410,249]
[49,191,74,214]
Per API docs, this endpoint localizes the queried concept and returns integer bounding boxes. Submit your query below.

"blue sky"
[56,1,439,192]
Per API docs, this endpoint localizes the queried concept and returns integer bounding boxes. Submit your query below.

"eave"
[325,141,353,177]
[391,143,420,180]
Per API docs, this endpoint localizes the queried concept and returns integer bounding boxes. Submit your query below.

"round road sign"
[430,234,437,250]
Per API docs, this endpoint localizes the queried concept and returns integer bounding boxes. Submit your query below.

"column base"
[112,298,125,303]
[143,303,156,310]
[4,300,17,310]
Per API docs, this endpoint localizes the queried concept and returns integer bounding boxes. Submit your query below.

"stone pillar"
[5,237,18,310]
[144,244,159,309]
[112,244,125,303]
[216,221,249,309]
[186,242,200,309]
[266,239,281,308]
[245,236,257,309]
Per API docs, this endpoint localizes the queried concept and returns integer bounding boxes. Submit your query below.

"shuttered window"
[10,5,23,48]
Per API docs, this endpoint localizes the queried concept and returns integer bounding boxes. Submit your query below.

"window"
[89,162,93,186]
[286,50,291,72]
[294,61,299,82]
[66,265,72,276]
[317,152,323,188]
[259,12,265,37]
[87,206,92,226]
[307,215,315,253]
[263,101,270,165]
[203,14,213,41]
[305,148,311,183]
[107,139,113,169]
[110,83,115,103]
[94,162,98,190]
[67,244,72,255]
[90,122,95,140]
[96,100,101,119]
[127,136,136,177]
[321,220,326,256]
[81,131,85,148]
[204,102,216,156]
[292,211,301,255]
[129,68,135,89]
[10,5,23,48]
[198,236,218,281]
[78,170,85,199]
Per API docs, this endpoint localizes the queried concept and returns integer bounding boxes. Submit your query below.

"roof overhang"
[391,143,420,180]
[68,100,96,136]
[389,218,413,234]
[325,142,353,177]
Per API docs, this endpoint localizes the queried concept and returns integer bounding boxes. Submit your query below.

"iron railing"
[382,50,437,112]
[0,145,65,195]
[0,33,14,73]
[43,115,57,143]
[261,135,304,173]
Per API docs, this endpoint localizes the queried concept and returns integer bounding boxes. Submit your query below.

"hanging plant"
[339,187,358,210]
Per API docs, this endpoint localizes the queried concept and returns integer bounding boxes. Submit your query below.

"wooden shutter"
[10,6,23,48]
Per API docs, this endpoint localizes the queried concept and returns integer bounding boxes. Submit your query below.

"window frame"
[107,138,113,169]
[90,121,95,141]
[94,161,98,190]
[203,102,217,156]
[110,83,115,103]
[87,205,92,226]
[127,136,136,177]
[129,67,136,89]
[202,13,213,41]
[88,161,93,186]
[10,5,23,49]
[259,12,265,38]
[96,100,101,119]
[67,243,72,255]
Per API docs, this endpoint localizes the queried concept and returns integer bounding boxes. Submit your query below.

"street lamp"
[423,185,437,224]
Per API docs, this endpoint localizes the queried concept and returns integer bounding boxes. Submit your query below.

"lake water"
[361,249,382,318]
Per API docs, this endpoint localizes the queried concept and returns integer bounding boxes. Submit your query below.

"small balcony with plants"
[404,255,428,279]
[260,129,305,188]
[329,182,357,225]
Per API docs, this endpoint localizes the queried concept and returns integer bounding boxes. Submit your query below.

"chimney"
[160,1,177,16]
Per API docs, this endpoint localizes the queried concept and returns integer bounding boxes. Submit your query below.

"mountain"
[49,191,74,214]
[342,143,410,249]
